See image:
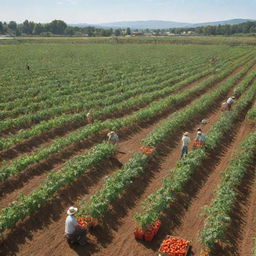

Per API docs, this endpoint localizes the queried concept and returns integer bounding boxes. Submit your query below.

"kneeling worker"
[65,206,87,246]
[194,130,206,147]
[226,96,235,111]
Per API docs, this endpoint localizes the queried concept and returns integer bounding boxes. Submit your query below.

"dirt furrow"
[238,169,256,256]
[0,72,213,162]
[168,121,254,255]
[88,103,225,256]
[0,61,253,256]
[0,73,218,207]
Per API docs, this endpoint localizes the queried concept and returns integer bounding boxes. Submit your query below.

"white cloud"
[57,0,77,5]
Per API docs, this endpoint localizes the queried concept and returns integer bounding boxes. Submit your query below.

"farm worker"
[221,102,227,111]
[201,119,208,125]
[26,64,30,71]
[226,96,235,111]
[65,206,87,246]
[194,131,206,147]
[86,111,94,123]
[107,131,119,145]
[181,132,191,159]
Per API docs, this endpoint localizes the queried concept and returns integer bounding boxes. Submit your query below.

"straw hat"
[109,131,115,135]
[232,96,235,99]
[67,206,78,215]
[197,131,202,135]
[184,132,189,136]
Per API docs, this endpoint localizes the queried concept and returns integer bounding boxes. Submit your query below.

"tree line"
[0,19,256,37]
[169,21,256,35]
[0,20,131,37]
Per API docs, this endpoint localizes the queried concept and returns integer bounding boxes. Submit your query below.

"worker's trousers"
[181,146,188,158]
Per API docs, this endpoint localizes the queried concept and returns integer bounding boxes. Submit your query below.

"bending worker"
[107,131,119,145]
[226,96,235,111]
[65,206,87,246]
[194,130,206,148]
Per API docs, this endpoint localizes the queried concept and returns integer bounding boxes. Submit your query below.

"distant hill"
[186,19,254,28]
[70,18,254,29]
[97,20,190,29]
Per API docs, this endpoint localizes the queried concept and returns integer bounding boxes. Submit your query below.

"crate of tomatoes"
[140,146,155,155]
[77,216,98,230]
[158,236,191,256]
[134,220,161,241]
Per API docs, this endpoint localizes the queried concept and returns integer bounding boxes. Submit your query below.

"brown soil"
[169,121,254,255]
[237,165,256,256]
[0,60,249,256]
[0,72,208,163]
[0,72,218,208]
[0,59,254,256]
[0,56,250,162]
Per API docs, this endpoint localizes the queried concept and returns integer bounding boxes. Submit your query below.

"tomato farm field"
[0,40,255,256]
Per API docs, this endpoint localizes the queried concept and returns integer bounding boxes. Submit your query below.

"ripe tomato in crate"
[158,235,191,256]
[140,146,155,155]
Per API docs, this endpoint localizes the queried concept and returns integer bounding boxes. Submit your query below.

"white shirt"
[182,135,191,147]
[65,215,78,234]
[227,97,234,105]
[108,133,119,144]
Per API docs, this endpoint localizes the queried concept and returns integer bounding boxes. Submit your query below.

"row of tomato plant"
[0,57,209,124]
[0,53,208,118]
[75,57,256,221]
[142,59,256,146]
[246,99,256,122]
[4,45,245,117]
[0,62,215,149]
[0,54,238,150]
[199,129,256,250]
[0,141,116,235]
[134,81,256,231]
[1,54,252,181]
[0,48,252,235]
[0,51,227,129]
[0,45,167,103]
[1,44,217,109]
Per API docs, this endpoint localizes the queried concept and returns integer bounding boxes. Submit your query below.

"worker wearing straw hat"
[226,96,235,111]
[65,206,87,246]
[194,129,206,148]
[181,132,191,159]
[107,131,119,145]
[86,111,94,124]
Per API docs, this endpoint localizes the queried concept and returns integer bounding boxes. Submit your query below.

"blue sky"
[1,0,256,24]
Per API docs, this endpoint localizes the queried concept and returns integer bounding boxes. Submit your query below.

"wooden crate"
[158,235,191,256]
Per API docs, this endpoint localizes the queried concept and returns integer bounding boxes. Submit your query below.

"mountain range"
[70,19,254,29]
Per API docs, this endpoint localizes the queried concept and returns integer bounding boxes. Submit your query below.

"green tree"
[114,29,121,36]
[33,23,45,35]
[65,26,75,36]
[126,27,131,35]
[48,20,67,35]
[8,21,17,31]
[0,22,3,34]
[22,20,35,34]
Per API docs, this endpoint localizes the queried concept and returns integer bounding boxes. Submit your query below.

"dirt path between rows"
[0,59,254,256]
[2,61,250,256]
[0,73,214,209]
[87,105,224,256]
[0,71,212,163]
[238,160,256,256]
[169,121,254,255]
